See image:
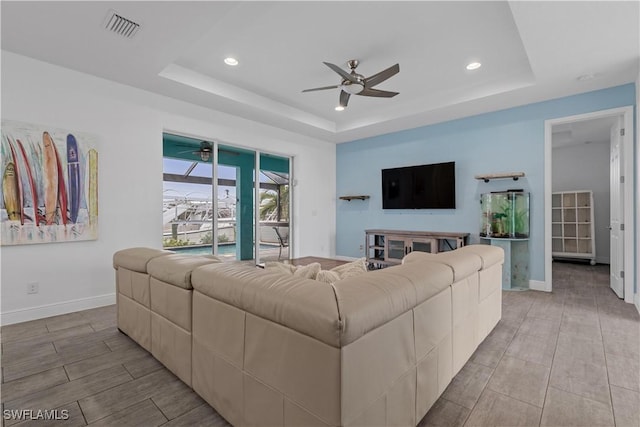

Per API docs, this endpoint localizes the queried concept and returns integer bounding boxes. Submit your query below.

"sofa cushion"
[192,263,342,347]
[456,245,504,269]
[403,250,482,282]
[113,247,172,272]
[148,254,223,289]
[334,260,454,346]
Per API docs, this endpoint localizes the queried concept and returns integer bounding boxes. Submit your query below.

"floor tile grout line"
[538,286,567,427]
[486,382,547,410]
[596,287,619,426]
[63,351,149,382]
[438,396,474,423]
[76,399,89,426]
[73,371,138,424]
[63,365,71,383]
[83,396,159,425]
[149,396,171,423]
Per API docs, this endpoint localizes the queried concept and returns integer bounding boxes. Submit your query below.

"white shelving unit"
[552,190,596,265]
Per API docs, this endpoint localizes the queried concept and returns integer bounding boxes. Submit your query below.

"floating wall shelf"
[475,172,525,183]
[339,195,370,201]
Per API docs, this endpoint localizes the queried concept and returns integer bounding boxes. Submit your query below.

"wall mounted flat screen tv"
[382,161,456,209]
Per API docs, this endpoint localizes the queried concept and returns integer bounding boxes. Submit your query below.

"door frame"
[544,106,634,301]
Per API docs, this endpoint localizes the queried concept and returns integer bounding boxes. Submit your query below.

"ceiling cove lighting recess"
[224,57,239,66]
[466,62,482,71]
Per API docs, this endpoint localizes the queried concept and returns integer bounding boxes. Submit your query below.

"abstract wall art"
[1,120,99,245]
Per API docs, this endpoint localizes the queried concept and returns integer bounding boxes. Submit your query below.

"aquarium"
[480,191,530,238]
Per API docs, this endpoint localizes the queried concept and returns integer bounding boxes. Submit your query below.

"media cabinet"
[365,229,470,268]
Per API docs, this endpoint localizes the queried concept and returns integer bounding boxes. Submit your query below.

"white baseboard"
[1,293,116,326]
[334,255,360,261]
[635,293,640,316]
[529,280,549,292]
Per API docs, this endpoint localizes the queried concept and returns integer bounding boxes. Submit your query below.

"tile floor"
[421,261,640,427]
[1,261,638,426]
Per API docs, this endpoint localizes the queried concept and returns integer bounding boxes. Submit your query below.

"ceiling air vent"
[103,10,140,39]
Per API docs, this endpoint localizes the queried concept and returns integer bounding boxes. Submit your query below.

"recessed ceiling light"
[577,73,600,81]
[335,105,345,111]
[466,62,482,71]
[224,57,238,66]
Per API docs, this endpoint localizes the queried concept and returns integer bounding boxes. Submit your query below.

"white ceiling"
[2,1,638,143]
[552,116,617,149]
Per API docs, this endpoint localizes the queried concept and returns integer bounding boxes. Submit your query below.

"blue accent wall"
[336,84,636,282]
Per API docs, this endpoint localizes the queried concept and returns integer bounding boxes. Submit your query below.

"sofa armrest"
[113,247,172,271]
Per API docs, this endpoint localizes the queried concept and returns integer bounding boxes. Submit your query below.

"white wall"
[0,51,336,324]
[636,71,639,313]
[552,142,610,264]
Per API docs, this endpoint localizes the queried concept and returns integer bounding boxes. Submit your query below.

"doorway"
[544,106,634,302]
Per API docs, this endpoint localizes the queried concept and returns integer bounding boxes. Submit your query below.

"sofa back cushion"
[192,263,342,347]
[113,247,172,272]
[455,245,504,269]
[334,261,453,346]
[148,254,222,289]
[403,250,482,282]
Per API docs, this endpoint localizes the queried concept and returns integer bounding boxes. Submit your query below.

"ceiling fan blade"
[302,85,340,93]
[339,90,351,107]
[364,63,400,88]
[359,88,399,98]
[324,62,358,83]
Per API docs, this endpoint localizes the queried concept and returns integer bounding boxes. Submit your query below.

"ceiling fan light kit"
[178,141,213,161]
[303,59,400,109]
[224,57,238,66]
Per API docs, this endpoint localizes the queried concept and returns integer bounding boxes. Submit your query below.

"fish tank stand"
[481,237,529,291]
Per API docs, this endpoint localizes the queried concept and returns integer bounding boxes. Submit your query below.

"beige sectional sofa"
[114,248,222,384]
[113,244,503,427]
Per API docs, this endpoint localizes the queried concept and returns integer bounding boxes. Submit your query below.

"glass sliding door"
[218,144,256,261]
[162,158,214,254]
[215,162,237,257]
[257,153,290,263]
[163,133,292,263]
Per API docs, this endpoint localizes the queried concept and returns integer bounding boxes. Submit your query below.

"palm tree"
[260,185,289,221]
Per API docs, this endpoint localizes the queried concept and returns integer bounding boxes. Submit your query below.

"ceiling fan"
[178,141,213,161]
[302,59,400,108]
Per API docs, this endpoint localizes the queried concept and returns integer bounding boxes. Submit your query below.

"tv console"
[365,229,469,269]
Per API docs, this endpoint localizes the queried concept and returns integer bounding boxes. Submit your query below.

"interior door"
[609,118,624,298]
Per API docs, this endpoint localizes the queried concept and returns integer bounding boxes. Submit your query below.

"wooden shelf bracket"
[339,195,370,201]
[475,172,525,183]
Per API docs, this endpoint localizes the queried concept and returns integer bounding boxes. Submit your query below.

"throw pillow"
[330,258,368,279]
[316,258,368,284]
[264,261,295,275]
[316,269,341,284]
[292,262,321,279]
[264,261,321,280]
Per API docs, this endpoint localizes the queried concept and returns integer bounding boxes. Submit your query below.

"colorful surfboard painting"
[0,120,99,245]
